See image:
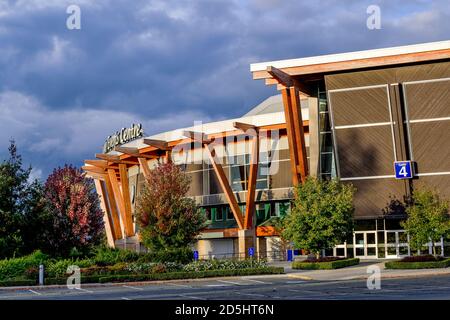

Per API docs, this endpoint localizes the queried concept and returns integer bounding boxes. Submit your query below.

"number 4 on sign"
[394,161,413,179]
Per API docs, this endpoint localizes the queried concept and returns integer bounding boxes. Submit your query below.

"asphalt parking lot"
[2,273,450,300]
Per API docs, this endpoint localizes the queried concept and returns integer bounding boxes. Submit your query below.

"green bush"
[0,250,48,280]
[292,258,360,270]
[98,267,285,283]
[0,279,37,287]
[92,247,140,266]
[385,258,450,269]
[183,259,268,272]
[138,248,193,264]
[45,258,94,278]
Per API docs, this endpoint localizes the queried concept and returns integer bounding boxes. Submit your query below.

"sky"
[0,0,448,181]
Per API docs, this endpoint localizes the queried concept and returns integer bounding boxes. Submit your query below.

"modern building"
[84,40,450,260]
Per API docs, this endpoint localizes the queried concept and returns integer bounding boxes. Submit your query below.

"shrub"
[304,256,344,263]
[138,248,194,264]
[45,258,94,278]
[385,258,450,269]
[92,247,139,266]
[292,258,360,270]
[0,250,48,280]
[0,279,37,287]
[98,267,285,283]
[401,255,444,262]
[183,259,268,272]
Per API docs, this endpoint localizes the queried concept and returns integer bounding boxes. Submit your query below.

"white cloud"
[0,90,216,159]
[28,167,43,182]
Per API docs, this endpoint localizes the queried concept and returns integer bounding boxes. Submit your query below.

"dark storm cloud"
[0,0,449,179]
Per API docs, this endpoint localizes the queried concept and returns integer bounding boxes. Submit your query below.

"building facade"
[84,40,450,260]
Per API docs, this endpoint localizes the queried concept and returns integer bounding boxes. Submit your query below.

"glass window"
[275,202,291,217]
[320,153,333,174]
[230,165,246,192]
[319,113,331,132]
[214,207,223,221]
[224,206,234,220]
[320,133,333,153]
[256,203,271,222]
[203,207,212,221]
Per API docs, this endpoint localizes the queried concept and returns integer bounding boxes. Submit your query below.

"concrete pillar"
[238,229,256,260]
[256,237,267,260]
[307,97,320,177]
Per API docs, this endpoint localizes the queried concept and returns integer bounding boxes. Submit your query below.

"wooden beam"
[233,122,258,136]
[114,146,156,159]
[138,158,151,180]
[244,134,259,230]
[119,164,134,237]
[82,166,106,175]
[267,66,293,87]
[85,159,109,168]
[94,179,116,247]
[104,173,123,239]
[281,88,300,185]
[204,143,244,229]
[143,139,171,151]
[107,169,129,238]
[96,153,121,161]
[182,131,212,144]
[165,150,172,163]
[96,153,139,165]
[289,86,308,182]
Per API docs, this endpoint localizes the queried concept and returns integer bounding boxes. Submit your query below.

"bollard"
[39,264,44,286]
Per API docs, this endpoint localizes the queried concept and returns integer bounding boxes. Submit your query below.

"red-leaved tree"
[44,165,104,256]
[136,162,206,253]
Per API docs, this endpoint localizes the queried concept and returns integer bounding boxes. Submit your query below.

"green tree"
[136,162,207,254]
[401,188,450,256]
[282,177,355,258]
[0,141,36,258]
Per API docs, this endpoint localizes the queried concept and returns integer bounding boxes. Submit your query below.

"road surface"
[2,273,450,300]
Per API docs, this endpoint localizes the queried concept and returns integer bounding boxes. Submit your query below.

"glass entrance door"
[353,231,378,258]
[385,230,410,258]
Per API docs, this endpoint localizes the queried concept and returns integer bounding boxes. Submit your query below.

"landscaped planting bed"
[0,249,283,286]
[292,257,360,270]
[385,255,450,269]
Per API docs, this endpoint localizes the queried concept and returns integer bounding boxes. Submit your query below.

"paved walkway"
[269,260,450,281]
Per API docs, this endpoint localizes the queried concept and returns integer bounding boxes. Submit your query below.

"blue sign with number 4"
[394,161,413,179]
[248,247,254,257]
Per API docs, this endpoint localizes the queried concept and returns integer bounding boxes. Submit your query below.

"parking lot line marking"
[286,281,307,284]
[180,294,206,300]
[168,283,191,288]
[217,280,246,286]
[205,284,230,287]
[75,287,94,293]
[242,279,271,284]
[122,285,144,291]
[121,297,131,300]
[237,292,265,297]
[29,289,42,295]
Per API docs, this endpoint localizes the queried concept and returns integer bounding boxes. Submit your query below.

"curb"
[0,273,288,292]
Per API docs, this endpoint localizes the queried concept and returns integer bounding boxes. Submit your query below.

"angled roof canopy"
[251,40,450,85]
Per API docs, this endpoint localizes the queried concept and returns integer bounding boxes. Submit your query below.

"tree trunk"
[432,242,436,257]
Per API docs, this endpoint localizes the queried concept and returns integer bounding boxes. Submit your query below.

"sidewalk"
[269,260,450,281]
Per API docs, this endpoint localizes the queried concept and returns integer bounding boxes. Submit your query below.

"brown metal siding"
[325,60,450,219]
[334,126,395,178]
